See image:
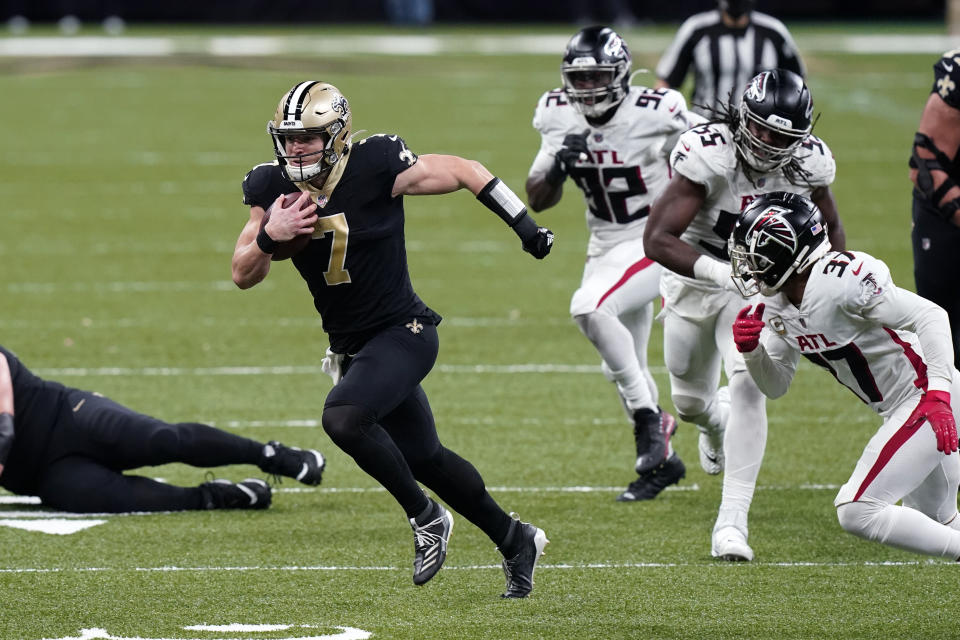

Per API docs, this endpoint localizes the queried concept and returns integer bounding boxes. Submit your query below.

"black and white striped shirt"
[656,9,805,117]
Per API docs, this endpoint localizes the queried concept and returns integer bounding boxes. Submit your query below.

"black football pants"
[34,389,263,513]
[322,320,513,547]
[912,193,960,369]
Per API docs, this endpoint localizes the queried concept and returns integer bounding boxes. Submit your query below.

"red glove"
[908,390,958,454]
[733,304,766,353]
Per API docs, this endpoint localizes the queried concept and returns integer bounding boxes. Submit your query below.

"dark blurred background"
[0,0,946,24]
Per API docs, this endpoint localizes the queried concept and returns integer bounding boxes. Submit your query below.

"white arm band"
[693,255,731,287]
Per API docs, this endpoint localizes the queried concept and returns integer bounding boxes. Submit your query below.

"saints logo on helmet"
[268,81,353,188]
[561,26,632,119]
[735,69,813,173]
[728,191,830,297]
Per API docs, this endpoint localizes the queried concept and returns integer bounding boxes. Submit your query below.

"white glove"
[321,348,347,385]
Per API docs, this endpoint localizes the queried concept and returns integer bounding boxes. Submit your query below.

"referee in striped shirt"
[655,0,804,117]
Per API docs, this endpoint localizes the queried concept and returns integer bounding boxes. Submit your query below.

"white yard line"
[0,559,938,574]
[0,316,571,329]
[0,33,956,58]
[0,481,839,517]
[33,363,612,377]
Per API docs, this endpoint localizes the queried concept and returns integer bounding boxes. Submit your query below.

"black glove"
[523,226,555,259]
[545,129,590,186]
[513,214,554,259]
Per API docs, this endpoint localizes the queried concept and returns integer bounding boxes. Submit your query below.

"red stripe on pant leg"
[853,417,924,502]
[595,257,655,310]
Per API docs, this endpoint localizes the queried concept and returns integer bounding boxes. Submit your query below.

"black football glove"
[512,213,554,259]
[521,226,555,259]
[545,129,590,186]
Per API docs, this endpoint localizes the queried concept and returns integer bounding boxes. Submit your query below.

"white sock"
[576,312,655,412]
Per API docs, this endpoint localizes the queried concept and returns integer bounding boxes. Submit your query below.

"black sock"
[499,519,523,555]
[413,497,437,526]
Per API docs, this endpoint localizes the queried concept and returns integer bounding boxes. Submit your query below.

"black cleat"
[259,440,326,486]
[633,408,678,474]
[199,478,272,510]
[410,502,454,585]
[499,519,549,598]
[617,453,686,502]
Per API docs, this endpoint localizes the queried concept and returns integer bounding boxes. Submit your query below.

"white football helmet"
[268,81,352,185]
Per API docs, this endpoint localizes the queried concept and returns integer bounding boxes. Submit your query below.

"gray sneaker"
[410,502,454,585]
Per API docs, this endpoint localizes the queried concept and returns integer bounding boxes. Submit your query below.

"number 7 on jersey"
[316,212,351,285]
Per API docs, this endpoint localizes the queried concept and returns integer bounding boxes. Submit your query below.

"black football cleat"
[410,501,454,585]
[499,519,549,598]
[617,453,686,502]
[199,478,272,510]
[633,407,678,474]
[259,440,326,486]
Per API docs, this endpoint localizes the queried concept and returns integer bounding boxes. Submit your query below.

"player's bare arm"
[393,153,554,259]
[810,185,846,250]
[231,208,272,289]
[0,352,12,415]
[644,174,708,277]
[231,193,318,289]
[525,173,563,212]
[392,154,493,197]
[912,93,960,225]
[0,352,13,477]
[524,130,589,212]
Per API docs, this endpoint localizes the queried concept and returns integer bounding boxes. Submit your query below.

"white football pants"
[571,237,663,413]
[835,376,960,559]
[662,294,768,531]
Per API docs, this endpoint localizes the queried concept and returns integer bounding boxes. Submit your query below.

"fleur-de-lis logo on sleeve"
[938,75,956,99]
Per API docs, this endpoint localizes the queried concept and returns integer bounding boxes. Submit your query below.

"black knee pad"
[322,404,377,449]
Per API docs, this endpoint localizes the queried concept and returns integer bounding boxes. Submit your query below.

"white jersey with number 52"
[530,86,695,254]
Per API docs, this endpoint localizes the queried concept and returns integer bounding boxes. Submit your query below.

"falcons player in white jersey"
[526,26,698,502]
[644,68,847,561]
[730,192,960,560]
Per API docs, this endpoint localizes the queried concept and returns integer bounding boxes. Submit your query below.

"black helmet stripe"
[283,81,319,121]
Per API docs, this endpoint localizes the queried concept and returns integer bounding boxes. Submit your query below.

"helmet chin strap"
[627,69,650,85]
[294,142,353,207]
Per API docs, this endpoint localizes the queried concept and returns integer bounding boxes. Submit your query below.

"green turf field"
[0,24,956,640]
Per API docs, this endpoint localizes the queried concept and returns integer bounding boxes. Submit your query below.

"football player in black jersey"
[231,81,552,598]
[0,346,326,513]
[910,50,960,370]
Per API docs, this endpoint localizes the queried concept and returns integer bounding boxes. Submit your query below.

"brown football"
[260,192,314,261]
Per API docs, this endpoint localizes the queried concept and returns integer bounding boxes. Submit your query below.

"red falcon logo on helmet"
[753,206,797,250]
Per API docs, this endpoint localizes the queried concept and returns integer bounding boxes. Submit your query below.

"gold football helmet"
[268,81,352,186]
